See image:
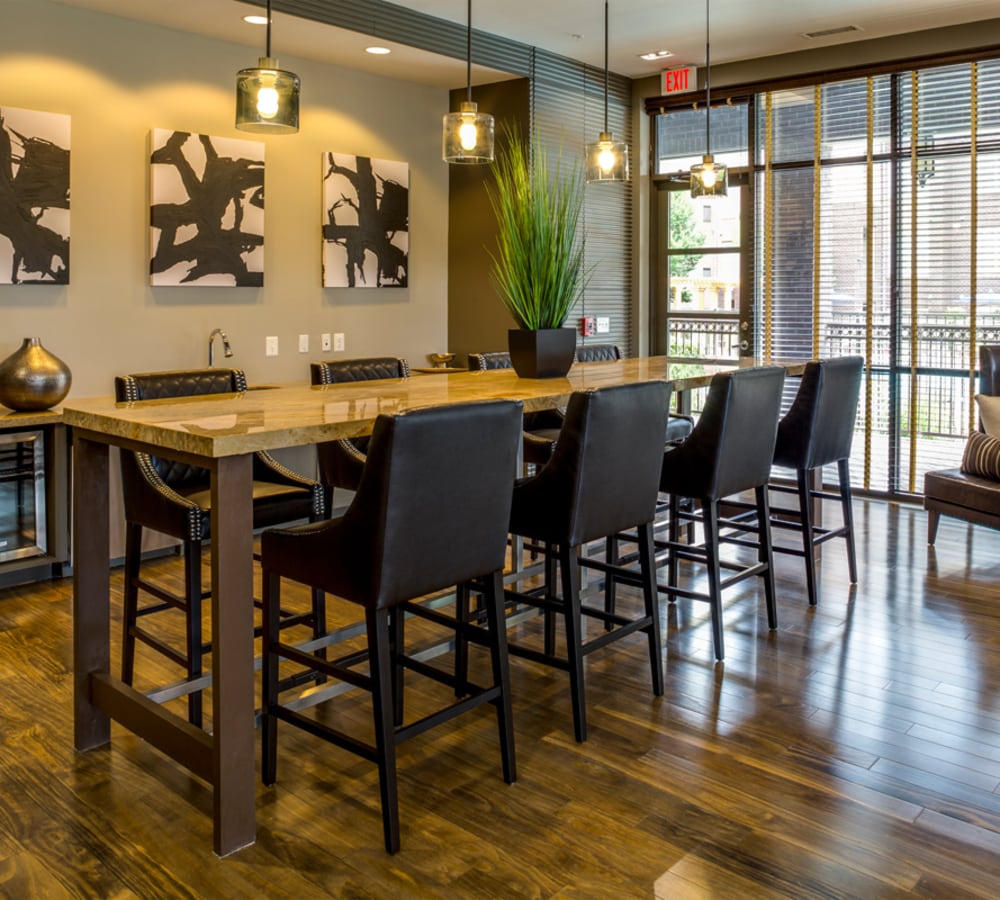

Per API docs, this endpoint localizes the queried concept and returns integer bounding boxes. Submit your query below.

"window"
[755,63,1000,495]
[652,56,1000,498]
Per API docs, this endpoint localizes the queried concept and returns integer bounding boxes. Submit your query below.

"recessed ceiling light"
[243,15,268,25]
[366,46,392,55]
[639,50,674,61]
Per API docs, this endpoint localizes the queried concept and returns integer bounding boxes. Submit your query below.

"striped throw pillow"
[961,430,1000,481]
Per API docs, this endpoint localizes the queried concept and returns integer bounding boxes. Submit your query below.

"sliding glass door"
[652,102,750,362]
[652,57,1000,498]
[755,63,1000,496]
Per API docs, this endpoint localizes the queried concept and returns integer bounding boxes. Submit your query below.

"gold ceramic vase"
[0,337,72,411]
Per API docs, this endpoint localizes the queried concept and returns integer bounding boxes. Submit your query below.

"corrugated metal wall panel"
[532,50,634,356]
[267,0,534,75]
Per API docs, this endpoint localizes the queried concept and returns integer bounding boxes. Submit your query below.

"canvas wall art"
[0,106,70,285]
[322,153,408,288]
[150,129,264,286]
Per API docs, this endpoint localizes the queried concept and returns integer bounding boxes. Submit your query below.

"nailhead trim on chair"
[258,451,325,518]
[135,451,204,542]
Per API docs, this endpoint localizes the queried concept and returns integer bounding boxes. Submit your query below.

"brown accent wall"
[446,79,530,369]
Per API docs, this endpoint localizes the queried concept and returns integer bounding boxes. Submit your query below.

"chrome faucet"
[208,328,233,367]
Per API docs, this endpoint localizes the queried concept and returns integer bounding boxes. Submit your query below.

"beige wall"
[0,0,451,399]
[447,79,530,368]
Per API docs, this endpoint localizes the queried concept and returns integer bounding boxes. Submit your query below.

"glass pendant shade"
[443,100,494,164]
[443,1,493,165]
[690,154,728,197]
[691,0,725,197]
[586,2,629,185]
[585,131,629,183]
[236,57,300,133]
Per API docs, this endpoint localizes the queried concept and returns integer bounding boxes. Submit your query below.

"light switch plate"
[265,336,279,357]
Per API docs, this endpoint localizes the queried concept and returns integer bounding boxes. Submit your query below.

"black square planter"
[507,328,577,378]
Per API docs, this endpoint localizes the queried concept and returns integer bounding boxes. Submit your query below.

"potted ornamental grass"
[486,129,586,378]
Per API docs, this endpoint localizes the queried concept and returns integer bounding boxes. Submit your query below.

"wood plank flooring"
[2,499,1000,897]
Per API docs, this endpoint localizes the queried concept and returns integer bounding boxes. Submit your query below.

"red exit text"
[661,66,697,95]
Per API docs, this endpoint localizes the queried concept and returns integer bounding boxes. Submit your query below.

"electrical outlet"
[298,334,309,353]
[265,336,279,357]
[333,332,345,352]
[596,316,611,334]
[321,332,332,352]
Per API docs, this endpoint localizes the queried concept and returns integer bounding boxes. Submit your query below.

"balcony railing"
[666,311,1000,494]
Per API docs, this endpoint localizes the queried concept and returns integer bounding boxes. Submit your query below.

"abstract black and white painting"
[322,153,408,288]
[150,129,264,287]
[0,106,70,285]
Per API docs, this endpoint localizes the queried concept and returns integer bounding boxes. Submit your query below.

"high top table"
[63,356,807,856]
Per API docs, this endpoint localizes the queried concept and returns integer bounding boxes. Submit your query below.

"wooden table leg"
[73,434,111,751]
[210,454,256,857]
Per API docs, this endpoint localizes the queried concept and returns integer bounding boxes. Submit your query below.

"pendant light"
[443,0,494,164]
[690,0,727,196]
[236,0,300,134]
[585,1,629,183]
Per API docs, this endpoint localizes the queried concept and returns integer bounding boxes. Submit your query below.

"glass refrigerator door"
[0,430,47,563]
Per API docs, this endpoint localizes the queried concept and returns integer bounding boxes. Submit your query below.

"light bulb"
[256,86,279,119]
[597,144,616,173]
[700,164,717,189]
[459,119,478,151]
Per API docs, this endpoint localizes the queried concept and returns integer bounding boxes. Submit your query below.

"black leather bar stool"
[500,381,671,742]
[575,345,693,616]
[115,368,325,727]
[260,399,522,854]
[468,350,565,465]
[658,366,786,661]
[768,356,863,605]
[575,344,694,444]
[310,357,410,513]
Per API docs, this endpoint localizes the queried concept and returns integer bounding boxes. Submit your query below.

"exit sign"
[661,66,697,95]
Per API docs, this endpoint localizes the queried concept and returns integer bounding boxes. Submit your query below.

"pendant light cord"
[603,1,609,133]
[466,0,473,103]
[266,0,273,58]
[704,0,711,155]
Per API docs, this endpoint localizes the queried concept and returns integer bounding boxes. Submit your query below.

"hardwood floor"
[2,498,1000,897]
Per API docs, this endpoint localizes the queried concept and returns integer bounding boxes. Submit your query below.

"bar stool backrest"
[774,357,864,470]
[575,344,622,362]
[468,351,513,371]
[339,399,523,609]
[529,381,670,547]
[311,358,410,384]
[115,367,246,401]
[114,368,248,488]
[671,367,786,501]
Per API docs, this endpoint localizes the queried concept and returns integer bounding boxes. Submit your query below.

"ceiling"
[53,0,1000,86]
